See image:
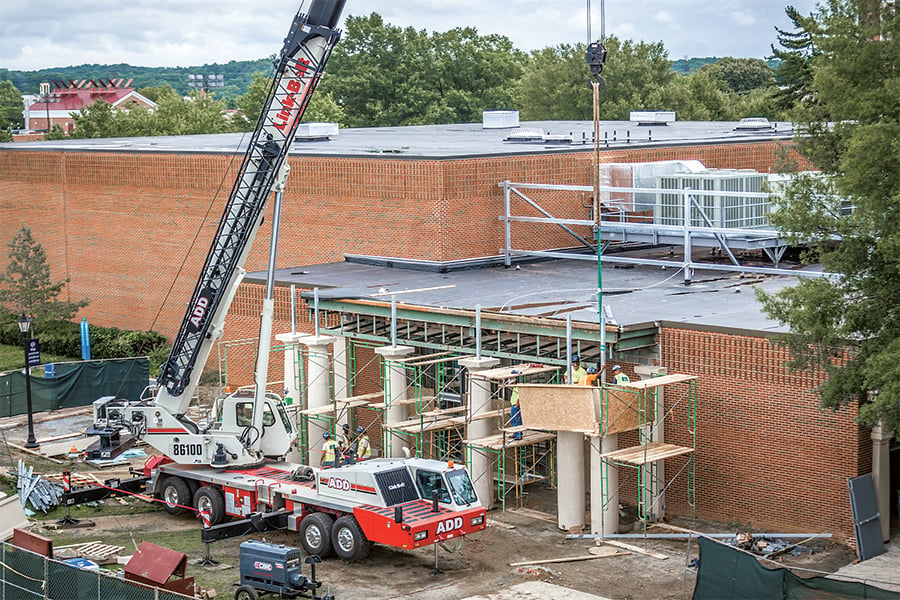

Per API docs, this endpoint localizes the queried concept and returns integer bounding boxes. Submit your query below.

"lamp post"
[17,314,39,449]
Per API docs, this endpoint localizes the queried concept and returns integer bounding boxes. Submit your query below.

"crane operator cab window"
[416,470,451,504]
[446,469,479,506]
[235,402,277,428]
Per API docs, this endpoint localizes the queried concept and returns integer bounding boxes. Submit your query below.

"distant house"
[23,79,156,134]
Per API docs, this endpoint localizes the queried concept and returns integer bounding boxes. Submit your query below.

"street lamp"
[17,314,39,449]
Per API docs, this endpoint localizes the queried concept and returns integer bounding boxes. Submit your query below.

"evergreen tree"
[758,0,900,431]
[0,225,88,320]
[770,6,820,113]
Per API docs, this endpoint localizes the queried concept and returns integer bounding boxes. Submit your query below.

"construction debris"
[509,546,629,567]
[599,539,670,560]
[733,533,821,557]
[16,459,64,513]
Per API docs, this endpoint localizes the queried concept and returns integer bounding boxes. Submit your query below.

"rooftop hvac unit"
[483,110,520,129]
[655,170,770,229]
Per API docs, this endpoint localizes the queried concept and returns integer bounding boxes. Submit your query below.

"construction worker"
[355,425,372,460]
[612,365,630,385]
[321,431,340,468]
[582,365,601,386]
[337,423,352,452]
[508,387,523,440]
[567,354,587,384]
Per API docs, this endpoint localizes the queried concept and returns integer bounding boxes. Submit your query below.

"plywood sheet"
[602,387,643,435]
[515,384,597,433]
[473,364,560,381]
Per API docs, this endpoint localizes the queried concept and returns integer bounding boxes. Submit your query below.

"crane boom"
[156,1,345,416]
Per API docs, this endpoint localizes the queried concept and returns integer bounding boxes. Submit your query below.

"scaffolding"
[596,374,698,527]
[463,363,561,511]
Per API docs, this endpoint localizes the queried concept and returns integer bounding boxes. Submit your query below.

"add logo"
[435,517,463,535]
[254,561,273,571]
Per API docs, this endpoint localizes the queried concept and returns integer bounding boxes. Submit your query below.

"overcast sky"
[1,0,820,72]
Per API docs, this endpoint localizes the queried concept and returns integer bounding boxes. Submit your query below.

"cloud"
[0,0,820,71]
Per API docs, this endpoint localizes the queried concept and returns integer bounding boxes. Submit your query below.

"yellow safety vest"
[323,439,339,463]
[357,435,372,459]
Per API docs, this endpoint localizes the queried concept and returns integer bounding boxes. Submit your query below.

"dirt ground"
[25,480,857,600]
[0,409,859,600]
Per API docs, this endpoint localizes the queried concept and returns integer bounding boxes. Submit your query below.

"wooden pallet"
[78,542,126,564]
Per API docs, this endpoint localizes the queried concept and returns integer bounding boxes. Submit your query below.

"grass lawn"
[0,343,77,373]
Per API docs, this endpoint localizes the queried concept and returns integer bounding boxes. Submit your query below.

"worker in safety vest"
[566,355,587,384]
[322,431,340,468]
[337,423,352,452]
[612,365,630,385]
[581,365,602,386]
[355,426,372,459]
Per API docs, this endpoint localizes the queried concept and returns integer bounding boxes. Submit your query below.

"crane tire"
[159,477,191,516]
[332,515,371,562]
[194,486,227,526]
[299,512,334,558]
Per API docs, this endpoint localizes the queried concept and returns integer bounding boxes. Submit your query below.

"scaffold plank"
[472,363,559,381]
[599,441,693,465]
[621,374,698,390]
[464,430,555,450]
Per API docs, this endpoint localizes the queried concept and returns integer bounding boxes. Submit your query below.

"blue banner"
[80,317,91,360]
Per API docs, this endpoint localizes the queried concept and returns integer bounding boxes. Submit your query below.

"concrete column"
[375,345,415,458]
[459,357,500,509]
[298,334,336,467]
[636,365,668,522]
[333,337,351,430]
[558,431,585,531]
[597,433,619,535]
[275,332,304,463]
[871,418,893,543]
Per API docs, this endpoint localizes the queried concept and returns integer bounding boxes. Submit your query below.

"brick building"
[23,79,156,134]
[0,119,895,544]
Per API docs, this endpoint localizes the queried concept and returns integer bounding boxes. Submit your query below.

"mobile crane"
[72,0,487,563]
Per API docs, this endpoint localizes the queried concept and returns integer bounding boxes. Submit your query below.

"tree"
[770,6,821,113]
[0,225,88,321]
[757,0,900,431]
[0,80,24,131]
[321,14,524,127]
[698,57,774,93]
[515,37,673,121]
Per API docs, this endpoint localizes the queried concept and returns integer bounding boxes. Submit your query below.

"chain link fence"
[0,542,192,600]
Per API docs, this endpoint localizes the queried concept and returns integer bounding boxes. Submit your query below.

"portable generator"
[236,540,334,600]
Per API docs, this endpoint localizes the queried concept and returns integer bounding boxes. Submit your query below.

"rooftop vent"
[295,122,339,142]
[734,118,774,131]
[630,111,676,126]
[504,129,545,143]
[483,110,520,129]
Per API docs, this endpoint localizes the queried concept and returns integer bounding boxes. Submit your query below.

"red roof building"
[24,79,156,133]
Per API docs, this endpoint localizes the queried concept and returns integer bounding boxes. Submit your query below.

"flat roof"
[1,119,796,159]
[247,251,820,335]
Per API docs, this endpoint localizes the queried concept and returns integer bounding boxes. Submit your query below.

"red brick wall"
[0,140,803,338]
[658,326,863,542]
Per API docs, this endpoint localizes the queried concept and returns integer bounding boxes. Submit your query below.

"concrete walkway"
[462,582,612,600]
[832,534,900,593]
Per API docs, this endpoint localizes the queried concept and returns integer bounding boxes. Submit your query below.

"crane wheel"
[332,515,371,562]
[159,477,191,516]
[194,486,227,526]
[299,512,334,558]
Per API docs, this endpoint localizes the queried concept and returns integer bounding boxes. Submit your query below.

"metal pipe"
[290,284,297,334]
[566,315,573,383]
[313,287,320,338]
[475,304,482,360]
[567,533,832,540]
[391,295,398,347]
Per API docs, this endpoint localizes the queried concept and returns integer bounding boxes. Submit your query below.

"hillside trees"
[320,14,524,127]
[757,0,900,431]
